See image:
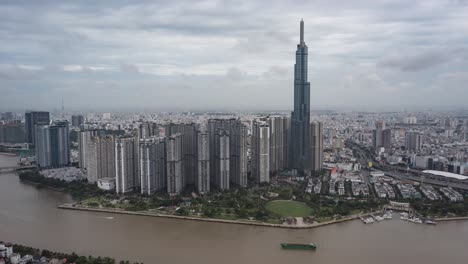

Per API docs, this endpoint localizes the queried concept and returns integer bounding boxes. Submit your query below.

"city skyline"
[1,1,468,111]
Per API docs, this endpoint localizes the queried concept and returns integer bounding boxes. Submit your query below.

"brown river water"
[1,154,467,264]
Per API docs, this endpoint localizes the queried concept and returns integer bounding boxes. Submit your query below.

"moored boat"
[281,243,317,250]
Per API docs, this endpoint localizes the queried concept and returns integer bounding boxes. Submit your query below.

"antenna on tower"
[300,19,304,45]
[61,96,65,119]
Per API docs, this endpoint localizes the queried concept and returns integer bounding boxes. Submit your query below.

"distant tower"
[290,19,311,173]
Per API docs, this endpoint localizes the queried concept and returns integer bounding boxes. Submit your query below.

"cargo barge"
[280,243,317,250]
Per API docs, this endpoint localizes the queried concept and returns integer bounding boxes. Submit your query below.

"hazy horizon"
[1,0,468,111]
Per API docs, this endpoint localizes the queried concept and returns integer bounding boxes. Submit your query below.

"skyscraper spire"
[290,19,311,173]
[300,19,304,45]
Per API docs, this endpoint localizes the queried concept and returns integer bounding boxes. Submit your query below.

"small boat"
[375,216,384,222]
[408,217,423,224]
[383,213,392,220]
[425,220,437,225]
[281,243,317,250]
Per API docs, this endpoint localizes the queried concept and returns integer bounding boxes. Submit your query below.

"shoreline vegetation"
[11,243,142,264]
[58,203,368,229]
[17,170,468,227]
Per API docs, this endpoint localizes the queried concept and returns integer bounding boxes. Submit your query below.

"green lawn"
[265,200,313,217]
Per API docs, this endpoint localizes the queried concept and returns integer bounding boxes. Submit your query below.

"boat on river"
[281,243,317,250]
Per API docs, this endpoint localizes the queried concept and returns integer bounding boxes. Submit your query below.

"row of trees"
[13,244,142,264]
[18,170,105,200]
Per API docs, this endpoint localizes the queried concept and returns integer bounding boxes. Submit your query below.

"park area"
[265,200,313,217]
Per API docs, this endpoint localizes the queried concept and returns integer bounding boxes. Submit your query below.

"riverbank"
[0,152,19,156]
[435,216,468,222]
[58,203,369,229]
[20,179,66,192]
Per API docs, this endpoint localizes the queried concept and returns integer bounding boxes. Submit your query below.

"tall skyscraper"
[166,134,183,195]
[36,120,70,168]
[115,137,139,194]
[25,111,50,145]
[310,121,323,173]
[252,119,270,183]
[140,137,167,195]
[86,135,115,183]
[290,20,311,173]
[196,131,210,193]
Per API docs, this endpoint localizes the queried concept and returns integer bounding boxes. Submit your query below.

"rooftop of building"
[422,170,468,180]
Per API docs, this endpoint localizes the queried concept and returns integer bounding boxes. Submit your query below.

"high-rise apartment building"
[71,115,84,127]
[36,121,70,168]
[115,137,139,194]
[207,119,247,188]
[267,116,289,175]
[164,123,197,186]
[140,137,166,195]
[372,121,386,150]
[25,111,50,145]
[166,134,183,195]
[196,131,210,193]
[406,131,422,152]
[0,121,25,144]
[86,135,115,183]
[78,130,98,169]
[214,130,230,190]
[251,119,270,183]
[310,121,323,173]
[382,129,392,151]
[290,20,311,173]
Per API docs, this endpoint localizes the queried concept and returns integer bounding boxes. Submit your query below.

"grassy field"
[265,200,313,217]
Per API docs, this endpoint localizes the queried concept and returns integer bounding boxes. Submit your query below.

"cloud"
[377,50,452,72]
[1,0,468,110]
[120,64,140,74]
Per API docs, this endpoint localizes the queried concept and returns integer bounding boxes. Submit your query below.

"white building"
[97,177,115,191]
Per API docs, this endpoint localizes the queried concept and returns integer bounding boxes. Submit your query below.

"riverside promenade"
[58,203,367,229]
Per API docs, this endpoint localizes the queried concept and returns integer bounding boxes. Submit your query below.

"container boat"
[281,243,317,250]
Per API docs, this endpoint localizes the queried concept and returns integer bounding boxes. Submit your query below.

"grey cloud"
[120,64,140,74]
[377,50,451,72]
[1,0,468,111]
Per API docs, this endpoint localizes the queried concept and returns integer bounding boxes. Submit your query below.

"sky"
[0,0,467,112]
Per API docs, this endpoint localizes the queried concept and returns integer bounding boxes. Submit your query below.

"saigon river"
[1,154,468,264]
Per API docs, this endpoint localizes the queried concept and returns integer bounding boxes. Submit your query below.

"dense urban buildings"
[290,20,311,173]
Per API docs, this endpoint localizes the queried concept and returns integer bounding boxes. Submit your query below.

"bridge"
[0,165,36,174]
